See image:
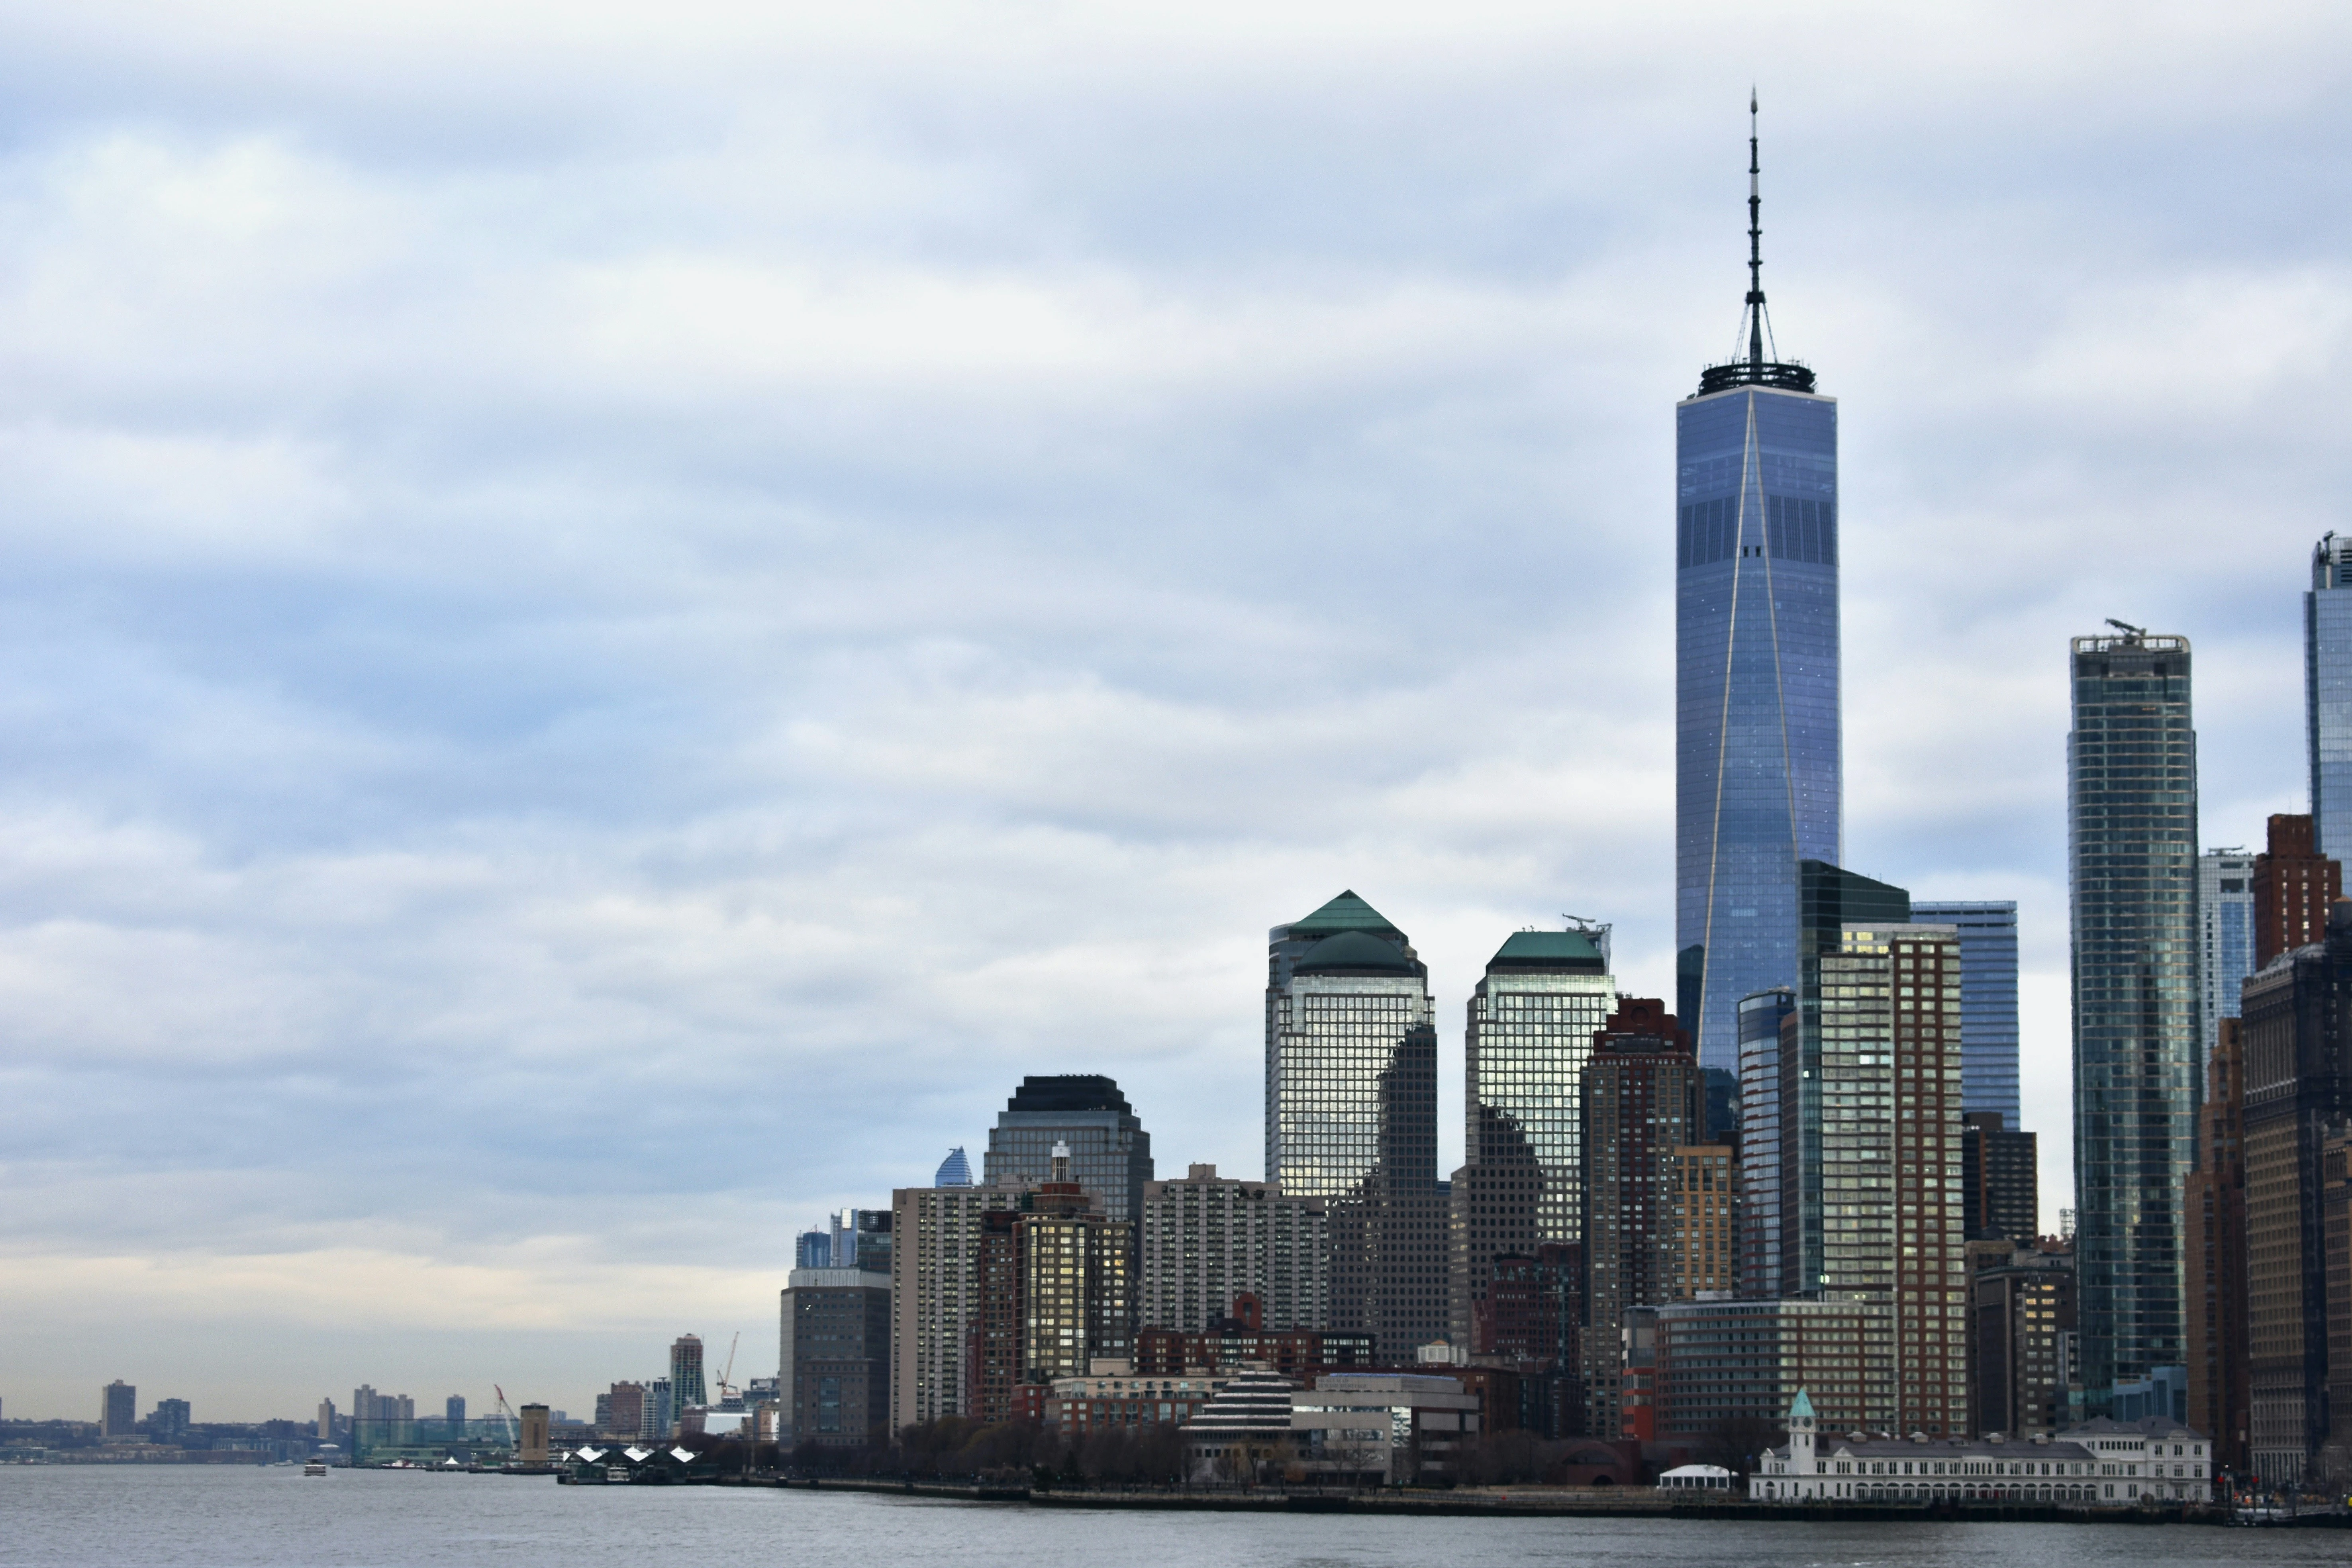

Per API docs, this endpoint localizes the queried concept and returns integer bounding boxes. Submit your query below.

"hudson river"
[1,1468,2327,1567]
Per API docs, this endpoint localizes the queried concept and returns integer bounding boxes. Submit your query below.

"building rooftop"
[1293,930,1417,975]
[1487,930,1607,972]
[1004,1076,1133,1115]
[1280,890,1404,943]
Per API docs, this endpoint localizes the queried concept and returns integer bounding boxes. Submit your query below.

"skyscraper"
[670,1335,708,1413]
[2197,849,2255,1067]
[1139,1165,1329,1333]
[1736,986,1795,1298]
[100,1380,135,1437]
[983,1076,1152,1224]
[1910,900,2021,1124]
[935,1147,972,1187]
[1676,100,1842,1073]
[2251,813,2340,968]
[1451,929,1616,1347]
[2068,624,2199,1409]
[1264,891,1446,1357]
[2307,531,2352,859]
[2184,1019,2249,1476]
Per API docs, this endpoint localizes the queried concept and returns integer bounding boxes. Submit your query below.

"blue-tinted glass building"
[2068,628,2199,1408]
[2196,849,2254,1067]
[1910,901,2021,1124]
[2307,534,2352,860]
[1675,368,1842,1072]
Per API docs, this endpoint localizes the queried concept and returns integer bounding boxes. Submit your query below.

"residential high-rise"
[1015,1144,1137,1385]
[1805,915,1969,1436]
[101,1380,136,1437]
[1961,1111,2040,1243]
[646,1378,673,1437]
[2239,903,2352,1484]
[1263,891,1444,1358]
[888,1176,1031,1432]
[445,1395,465,1429]
[603,1382,645,1437]
[1667,1143,1737,1299]
[1139,1164,1328,1333]
[1652,1296,1893,1439]
[2068,625,2199,1409]
[149,1398,190,1442]
[827,1208,894,1274]
[316,1399,335,1441]
[1579,998,1701,1435]
[1911,900,2021,1124]
[1736,986,1795,1297]
[1675,101,1842,1073]
[2252,813,2341,968]
[779,1262,890,1448]
[1964,1239,2077,1439]
[1451,928,1616,1347]
[2308,531,2352,859]
[983,1077,1151,1225]
[670,1335,708,1413]
[2198,849,2256,1067]
[2184,1018,2249,1477]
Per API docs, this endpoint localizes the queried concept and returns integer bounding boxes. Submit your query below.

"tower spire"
[1697,89,1814,396]
[1747,88,1764,371]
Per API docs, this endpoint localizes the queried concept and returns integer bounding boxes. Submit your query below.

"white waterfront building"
[1751,1389,2211,1505]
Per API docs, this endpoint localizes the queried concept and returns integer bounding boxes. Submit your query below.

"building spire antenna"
[1747,88,1765,372]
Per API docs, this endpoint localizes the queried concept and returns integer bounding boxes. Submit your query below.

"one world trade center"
[1676,98,1842,1072]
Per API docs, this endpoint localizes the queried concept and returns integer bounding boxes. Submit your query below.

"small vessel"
[304,1460,328,1476]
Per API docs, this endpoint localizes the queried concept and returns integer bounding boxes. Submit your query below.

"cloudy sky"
[1,0,2346,1422]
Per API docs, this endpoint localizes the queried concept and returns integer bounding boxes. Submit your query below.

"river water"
[0,1467,2313,1567]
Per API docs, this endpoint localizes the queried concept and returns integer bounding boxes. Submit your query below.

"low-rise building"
[1180,1367,1295,1482]
[1750,1391,2211,1504]
[1044,1361,1224,1434]
[1291,1372,1482,1484]
[1133,1298,1374,1380]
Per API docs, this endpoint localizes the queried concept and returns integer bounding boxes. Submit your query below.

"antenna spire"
[1747,88,1765,371]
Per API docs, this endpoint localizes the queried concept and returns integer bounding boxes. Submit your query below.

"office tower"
[2238,905,2352,1484]
[604,1382,645,1437]
[2198,849,2256,1066]
[2322,1125,2352,1472]
[593,1392,611,1431]
[445,1395,465,1429]
[1476,1244,1581,1373]
[1737,987,1795,1297]
[827,1208,894,1274]
[1668,1143,1737,1298]
[670,1335,708,1413]
[2068,624,2199,1409]
[1139,1164,1329,1333]
[2184,1019,2249,1477]
[1911,900,2021,1124]
[1675,103,1842,1074]
[149,1398,190,1442]
[316,1399,335,1441]
[1263,891,1444,1358]
[1580,998,1701,1435]
[1806,916,1968,1435]
[1964,1239,2076,1438]
[888,1177,1031,1431]
[2309,532,2352,858]
[779,1259,890,1448]
[1961,1112,2039,1243]
[100,1380,136,1437]
[936,1146,972,1186]
[2252,813,2341,967]
[1652,1296,1893,1439]
[1452,929,1617,1348]
[983,1076,1152,1224]
[795,1229,831,1269]
[646,1379,673,1437]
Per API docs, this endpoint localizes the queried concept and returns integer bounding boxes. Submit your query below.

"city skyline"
[4,5,2348,1422]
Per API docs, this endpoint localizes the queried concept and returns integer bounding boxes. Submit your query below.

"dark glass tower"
[1676,99,1843,1072]
[2307,533,2352,859]
[2068,626,2198,1408]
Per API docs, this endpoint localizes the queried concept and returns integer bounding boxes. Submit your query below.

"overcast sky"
[1,1,2346,1423]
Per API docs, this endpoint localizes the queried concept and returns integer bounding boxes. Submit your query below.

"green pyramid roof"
[1294,930,1417,974]
[1489,930,1606,970]
[1286,890,1403,941]
[1789,1388,1815,1419]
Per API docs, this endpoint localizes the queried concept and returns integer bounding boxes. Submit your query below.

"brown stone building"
[2185,1017,2250,1476]
[2254,814,2342,968]
[1965,1237,2076,1438]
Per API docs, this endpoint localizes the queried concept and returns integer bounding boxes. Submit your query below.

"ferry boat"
[304,1460,328,1477]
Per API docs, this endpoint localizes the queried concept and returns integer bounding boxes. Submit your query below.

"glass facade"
[983,1076,1152,1223]
[2195,849,2254,1069]
[1452,929,1615,1347]
[1910,900,2021,1124]
[2307,534,2352,860]
[1676,383,1843,1072]
[1737,987,1794,1298]
[2068,631,2199,1406]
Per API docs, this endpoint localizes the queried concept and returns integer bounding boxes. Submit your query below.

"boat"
[304,1460,328,1477]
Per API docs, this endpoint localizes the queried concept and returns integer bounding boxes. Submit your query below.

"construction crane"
[492,1385,518,1449]
[712,1332,741,1407]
